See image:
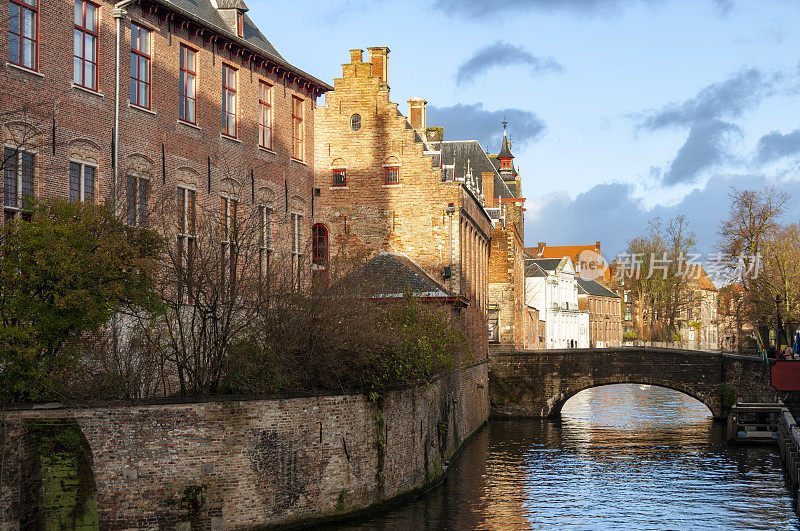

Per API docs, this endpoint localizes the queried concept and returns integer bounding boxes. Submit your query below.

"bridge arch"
[551,379,714,418]
[488,347,773,420]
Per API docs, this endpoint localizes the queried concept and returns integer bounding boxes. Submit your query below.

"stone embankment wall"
[489,347,772,419]
[1,362,489,529]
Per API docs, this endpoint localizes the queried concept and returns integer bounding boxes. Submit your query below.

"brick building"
[312,48,490,359]
[2,0,329,285]
[577,277,622,348]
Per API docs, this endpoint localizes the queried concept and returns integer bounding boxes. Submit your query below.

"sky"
[249,0,800,259]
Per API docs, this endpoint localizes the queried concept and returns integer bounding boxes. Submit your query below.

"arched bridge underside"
[488,347,774,419]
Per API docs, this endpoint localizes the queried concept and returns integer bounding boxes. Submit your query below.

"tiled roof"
[347,252,450,298]
[151,0,332,90]
[576,277,620,298]
[697,266,717,291]
[529,244,599,260]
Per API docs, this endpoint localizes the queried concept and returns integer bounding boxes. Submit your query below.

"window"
[126,175,149,226]
[74,0,98,90]
[221,196,238,285]
[177,186,196,300]
[258,81,272,149]
[129,23,150,108]
[236,11,243,37]
[312,224,328,269]
[350,113,361,131]
[3,148,34,221]
[179,45,196,124]
[332,169,346,187]
[258,205,272,279]
[291,212,302,289]
[8,0,37,70]
[291,96,303,160]
[222,64,237,137]
[384,166,399,185]
[69,161,95,203]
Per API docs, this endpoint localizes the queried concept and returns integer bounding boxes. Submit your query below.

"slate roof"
[527,258,563,273]
[497,130,514,159]
[349,252,450,298]
[151,0,331,90]
[434,140,514,201]
[576,277,620,298]
[524,260,547,277]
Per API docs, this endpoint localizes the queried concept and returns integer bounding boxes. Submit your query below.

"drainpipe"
[113,0,134,217]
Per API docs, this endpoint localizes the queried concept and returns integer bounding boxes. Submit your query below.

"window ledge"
[220,133,242,144]
[128,101,156,115]
[381,183,401,188]
[329,186,349,190]
[258,146,276,155]
[6,62,44,78]
[291,158,308,166]
[71,83,103,97]
[178,119,202,131]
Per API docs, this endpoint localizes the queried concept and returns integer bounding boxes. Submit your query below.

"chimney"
[408,97,426,130]
[482,172,495,208]
[367,46,389,84]
[350,49,363,64]
[595,241,601,253]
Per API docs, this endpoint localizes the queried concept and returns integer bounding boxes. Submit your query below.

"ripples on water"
[332,384,798,530]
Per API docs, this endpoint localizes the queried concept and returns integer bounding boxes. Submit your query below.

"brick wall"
[313,48,489,359]
[1,363,489,529]
[1,0,324,280]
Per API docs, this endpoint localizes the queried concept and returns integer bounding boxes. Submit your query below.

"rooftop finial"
[502,117,508,132]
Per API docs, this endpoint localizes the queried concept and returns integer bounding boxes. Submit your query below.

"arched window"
[312,224,328,269]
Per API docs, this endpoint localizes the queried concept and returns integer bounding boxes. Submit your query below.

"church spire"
[498,120,514,160]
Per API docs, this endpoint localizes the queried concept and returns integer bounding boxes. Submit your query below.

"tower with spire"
[492,121,522,200]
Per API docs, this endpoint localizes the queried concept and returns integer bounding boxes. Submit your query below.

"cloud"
[711,0,734,15]
[640,69,778,130]
[433,0,728,17]
[525,174,800,259]
[427,103,545,151]
[756,128,800,163]
[662,120,741,185]
[455,42,562,85]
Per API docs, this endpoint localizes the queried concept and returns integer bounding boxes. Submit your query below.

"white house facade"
[524,257,589,349]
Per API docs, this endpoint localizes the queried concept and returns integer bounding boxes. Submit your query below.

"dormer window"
[236,11,243,37]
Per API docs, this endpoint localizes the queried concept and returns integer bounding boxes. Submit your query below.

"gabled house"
[525,257,589,349]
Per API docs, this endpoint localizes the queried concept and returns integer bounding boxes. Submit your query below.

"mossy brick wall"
[1,362,488,529]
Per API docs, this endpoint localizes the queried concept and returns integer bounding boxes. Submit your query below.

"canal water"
[332,384,798,530]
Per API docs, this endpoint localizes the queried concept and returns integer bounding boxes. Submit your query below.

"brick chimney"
[350,49,363,63]
[482,172,495,207]
[408,97,426,130]
[367,46,389,84]
[595,241,601,253]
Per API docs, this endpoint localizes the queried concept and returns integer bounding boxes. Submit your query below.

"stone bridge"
[488,347,774,419]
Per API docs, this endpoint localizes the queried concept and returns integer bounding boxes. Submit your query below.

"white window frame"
[69,159,97,203]
[3,146,35,218]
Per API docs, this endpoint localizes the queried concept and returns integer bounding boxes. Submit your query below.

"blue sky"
[250,0,800,258]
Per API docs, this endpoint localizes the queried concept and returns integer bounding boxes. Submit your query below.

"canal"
[332,384,798,530]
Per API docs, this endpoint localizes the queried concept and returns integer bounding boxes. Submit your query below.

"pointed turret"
[498,120,514,161]
[497,120,516,182]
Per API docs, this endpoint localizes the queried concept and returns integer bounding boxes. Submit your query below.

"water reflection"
[331,384,798,530]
